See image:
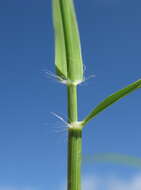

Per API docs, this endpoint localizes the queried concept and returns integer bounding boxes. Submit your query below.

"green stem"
[67,84,78,122]
[67,128,82,190]
[67,84,82,190]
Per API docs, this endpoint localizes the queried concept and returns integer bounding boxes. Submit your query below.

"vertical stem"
[67,84,78,122]
[67,84,82,190]
[67,128,82,190]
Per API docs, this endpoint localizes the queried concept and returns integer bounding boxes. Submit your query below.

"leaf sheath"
[53,0,83,83]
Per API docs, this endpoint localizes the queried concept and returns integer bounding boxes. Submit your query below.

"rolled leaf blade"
[82,79,141,126]
[53,0,83,83]
[52,0,67,80]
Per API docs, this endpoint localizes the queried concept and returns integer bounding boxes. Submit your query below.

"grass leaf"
[52,0,67,80]
[89,153,141,168]
[82,79,141,126]
[52,0,83,83]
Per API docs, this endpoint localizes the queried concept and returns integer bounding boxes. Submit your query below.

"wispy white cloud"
[61,174,141,190]
[82,175,98,190]
[108,175,141,190]
[82,174,141,190]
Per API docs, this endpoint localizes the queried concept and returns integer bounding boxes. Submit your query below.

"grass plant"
[52,0,141,190]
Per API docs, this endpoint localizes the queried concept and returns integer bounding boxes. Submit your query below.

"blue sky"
[0,0,141,189]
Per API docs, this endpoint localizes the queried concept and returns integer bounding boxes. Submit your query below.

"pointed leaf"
[52,0,83,83]
[82,79,141,126]
[52,0,67,80]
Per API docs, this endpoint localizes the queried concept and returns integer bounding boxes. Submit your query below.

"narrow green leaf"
[84,153,141,168]
[52,0,67,80]
[82,79,141,126]
[52,0,83,83]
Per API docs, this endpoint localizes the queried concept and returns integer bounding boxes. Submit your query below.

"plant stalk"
[67,84,82,190]
[67,84,78,122]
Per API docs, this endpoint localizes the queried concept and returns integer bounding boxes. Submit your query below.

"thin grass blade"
[82,79,141,126]
[89,153,141,168]
[52,0,83,83]
[52,0,67,80]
